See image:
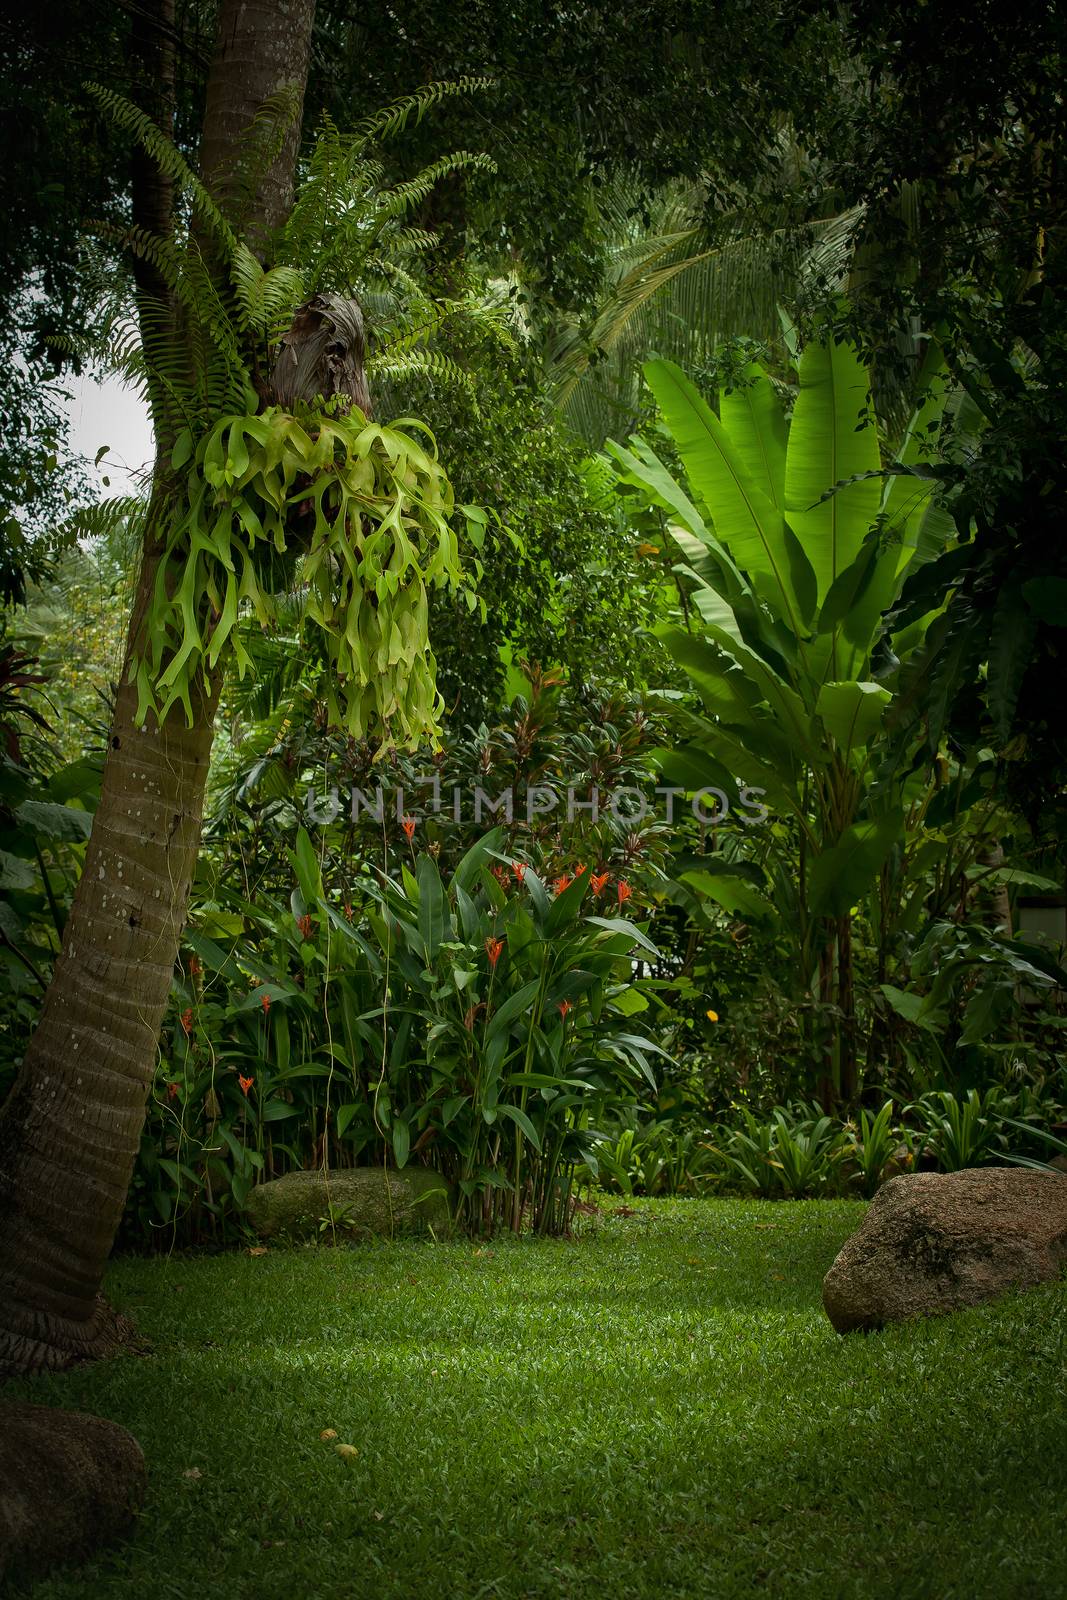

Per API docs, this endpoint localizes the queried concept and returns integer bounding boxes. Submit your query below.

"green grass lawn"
[7,1198,1067,1600]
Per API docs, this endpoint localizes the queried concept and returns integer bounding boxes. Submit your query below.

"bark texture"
[0,0,316,1378]
[271,294,372,414]
[199,0,315,245]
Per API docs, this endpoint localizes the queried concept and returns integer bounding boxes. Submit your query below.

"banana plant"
[606,332,963,1102]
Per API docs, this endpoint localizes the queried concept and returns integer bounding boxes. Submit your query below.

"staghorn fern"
[72,79,512,749]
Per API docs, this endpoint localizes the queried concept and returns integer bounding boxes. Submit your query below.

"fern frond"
[353,78,495,145]
[84,82,237,258]
[367,348,480,403]
[370,152,497,226]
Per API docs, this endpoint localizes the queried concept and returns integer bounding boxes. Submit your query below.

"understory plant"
[132,825,666,1242]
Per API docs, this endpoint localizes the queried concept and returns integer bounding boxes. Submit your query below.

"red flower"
[617,880,632,906]
[188,955,202,978]
[343,902,353,920]
[298,913,314,940]
[591,871,610,896]
[512,861,526,884]
[238,1074,254,1097]
[557,999,572,1020]
[484,936,504,967]
[575,862,587,877]
[167,1081,180,1100]
[554,873,573,896]
[401,815,416,841]
[490,863,510,888]
[261,992,271,1014]
[180,1007,194,1035]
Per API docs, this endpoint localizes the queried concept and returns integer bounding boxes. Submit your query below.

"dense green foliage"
[2,7,1066,1258]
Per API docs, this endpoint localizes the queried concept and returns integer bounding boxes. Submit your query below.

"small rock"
[823,1167,1067,1332]
[0,1402,146,1582]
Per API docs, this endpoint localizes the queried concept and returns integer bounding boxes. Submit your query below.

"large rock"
[823,1167,1067,1332]
[244,1166,452,1241]
[0,1402,146,1582]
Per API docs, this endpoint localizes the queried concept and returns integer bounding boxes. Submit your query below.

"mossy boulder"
[244,1167,452,1241]
[0,1402,146,1582]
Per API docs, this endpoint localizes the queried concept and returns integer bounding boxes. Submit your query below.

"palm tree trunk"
[0,0,315,1378]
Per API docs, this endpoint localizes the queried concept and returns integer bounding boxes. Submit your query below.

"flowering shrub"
[128,825,666,1243]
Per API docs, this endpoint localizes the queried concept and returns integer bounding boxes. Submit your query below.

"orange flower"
[491,863,510,888]
[554,873,573,896]
[484,936,504,967]
[238,1074,254,1097]
[401,815,416,841]
[188,955,202,978]
[298,913,314,940]
[637,541,660,556]
[343,902,353,920]
[261,992,271,1013]
[167,1081,180,1100]
[512,861,527,884]
[591,871,610,896]
[617,880,632,906]
[557,999,572,1020]
[180,1007,194,1035]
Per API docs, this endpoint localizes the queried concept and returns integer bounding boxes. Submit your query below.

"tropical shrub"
[127,825,666,1243]
[605,332,1030,1105]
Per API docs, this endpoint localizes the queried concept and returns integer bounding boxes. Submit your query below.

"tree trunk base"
[0,1295,144,1381]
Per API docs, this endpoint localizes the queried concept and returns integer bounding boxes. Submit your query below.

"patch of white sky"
[60,368,154,499]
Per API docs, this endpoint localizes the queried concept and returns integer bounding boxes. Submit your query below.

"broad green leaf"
[720,364,788,508]
[611,987,649,1016]
[644,358,815,632]
[416,853,449,960]
[544,869,590,935]
[0,851,35,890]
[584,916,660,958]
[698,623,820,760]
[815,681,891,751]
[498,1103,542,1150]
[784,338,881,603]
[680,869,778,923]
[807,814,903,917]
[604,436,706,539]
[454,825,506,893]
[289,826,323,906]
[47,758,102,807]
[336,1103,362,1138]
[657,629,760,718]
[485,978,543,1042]
[392,1117,410,1168]
[13,800,92,843]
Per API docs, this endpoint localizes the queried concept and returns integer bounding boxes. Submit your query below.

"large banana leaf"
[719,364,787,508]
[644,358,816,634]
[784,339,881,605]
